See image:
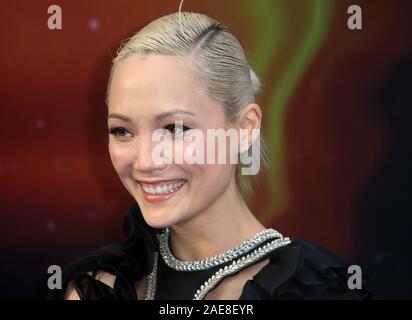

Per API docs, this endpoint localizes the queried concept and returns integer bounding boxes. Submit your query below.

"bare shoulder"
[64,280,81,300]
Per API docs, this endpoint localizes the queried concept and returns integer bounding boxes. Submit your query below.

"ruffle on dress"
[239,239,371,300]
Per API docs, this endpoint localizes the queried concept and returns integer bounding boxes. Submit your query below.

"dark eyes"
[108,123,192,138]
[108,127,131,137]
[163,123,192,134]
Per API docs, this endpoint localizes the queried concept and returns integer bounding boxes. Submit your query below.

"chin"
[140,208,181,229]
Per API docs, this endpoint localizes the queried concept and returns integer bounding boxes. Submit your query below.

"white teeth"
[142,179,186,195]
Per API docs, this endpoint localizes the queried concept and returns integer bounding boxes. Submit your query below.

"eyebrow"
[108,113,133,122]
[108,109,195,122]
[155,109,196,120]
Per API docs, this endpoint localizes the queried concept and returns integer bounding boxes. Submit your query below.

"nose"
[132,134,169,173]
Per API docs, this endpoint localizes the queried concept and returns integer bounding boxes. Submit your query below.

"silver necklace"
[159,227,283,271]
[193,236,291,299]
[143,252,158,300]
[144,229,291,300]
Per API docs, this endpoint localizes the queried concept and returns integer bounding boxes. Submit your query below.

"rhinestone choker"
[159,227,283,271]
[144,227,291,300]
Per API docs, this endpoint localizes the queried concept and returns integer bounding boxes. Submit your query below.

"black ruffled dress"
[46,204,371,300]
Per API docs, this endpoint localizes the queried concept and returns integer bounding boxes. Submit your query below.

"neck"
[168,176,266,261]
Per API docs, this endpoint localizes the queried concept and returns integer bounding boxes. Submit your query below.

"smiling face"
[107,54,239,229]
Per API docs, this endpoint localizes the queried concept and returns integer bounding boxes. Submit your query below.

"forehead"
[107,54,218,119]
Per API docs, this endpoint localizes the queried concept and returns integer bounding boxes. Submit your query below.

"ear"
[237,103,262,150]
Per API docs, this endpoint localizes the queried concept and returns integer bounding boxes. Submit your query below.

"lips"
[137,178,187,203]
[140,179,186,195]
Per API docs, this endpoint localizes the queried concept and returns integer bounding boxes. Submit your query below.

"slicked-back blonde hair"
[107,12,268,197]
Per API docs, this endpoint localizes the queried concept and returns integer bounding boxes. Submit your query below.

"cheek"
[108,143,133,175]
[187,162,233,192]
[181,132,235,188]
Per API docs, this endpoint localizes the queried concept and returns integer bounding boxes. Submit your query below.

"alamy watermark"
[150,121,261,175]
[347,4,363,30]
[47,265,62,290]
[347,264,363,290]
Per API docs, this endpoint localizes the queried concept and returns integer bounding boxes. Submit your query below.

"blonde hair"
[107,12,269,197]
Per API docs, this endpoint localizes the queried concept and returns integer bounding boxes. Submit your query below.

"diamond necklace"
[144,228,291,300]
[159,227,283,271]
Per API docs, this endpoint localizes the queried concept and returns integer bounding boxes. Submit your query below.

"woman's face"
[107,55,238,228]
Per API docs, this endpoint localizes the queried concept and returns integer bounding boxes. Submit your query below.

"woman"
[47,12,370,300]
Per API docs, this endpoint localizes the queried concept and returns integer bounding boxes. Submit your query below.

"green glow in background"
[243,0,333,223]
